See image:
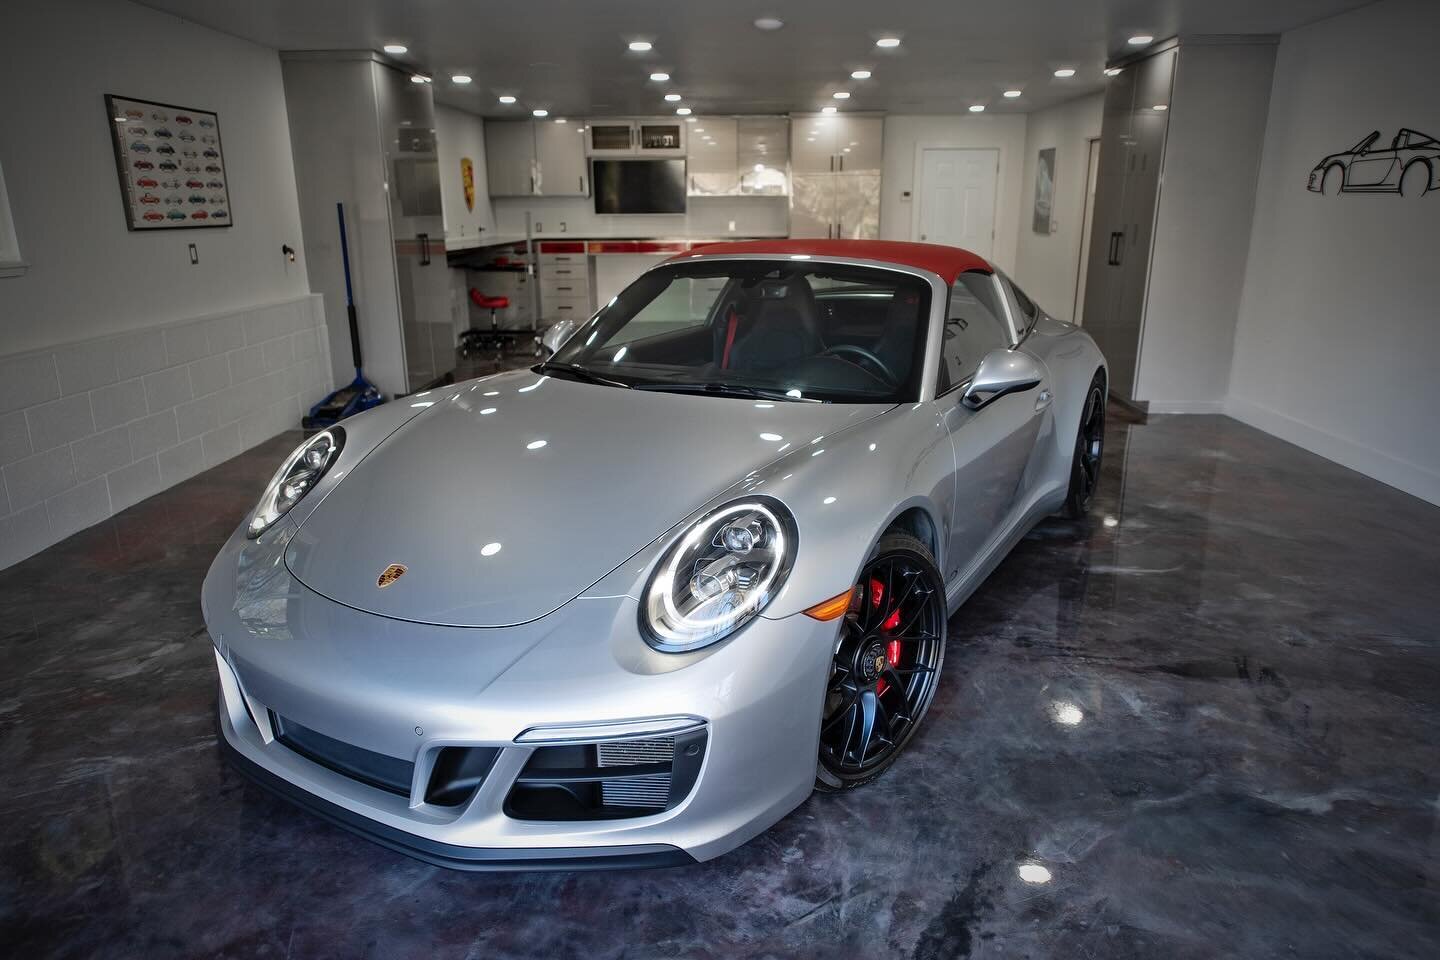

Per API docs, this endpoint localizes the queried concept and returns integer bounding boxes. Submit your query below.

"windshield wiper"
[631,381,824,403]
[532,361,631,389]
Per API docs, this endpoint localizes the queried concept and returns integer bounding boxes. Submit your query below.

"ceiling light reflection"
[1051,701,1084,726]
[1018,862,1052,884]
[481,542,502,556]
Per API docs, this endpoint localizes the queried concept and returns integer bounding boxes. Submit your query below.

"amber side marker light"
[804,588,856,621]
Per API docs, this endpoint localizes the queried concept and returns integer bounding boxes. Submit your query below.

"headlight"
[641,497,797,652]
[246,428,345,538]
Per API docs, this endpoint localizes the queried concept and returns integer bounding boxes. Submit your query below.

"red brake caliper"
[870,578,903,694]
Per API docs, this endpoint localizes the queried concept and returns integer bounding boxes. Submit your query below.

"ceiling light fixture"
[969,104,985,113]
[664,93,682,102]
[554,117,567,123]
[383,43,408,55]
[1128,34,1154,45]
[628,40,653,52]
[1153,103,1168,111]
[675,107,692,115]
[754,17,784,31]
[1054,68,1076,78]
[1003,89,1022,98]
[410,74,432,84]
[851,69,872,80]
[451,75,472,84]
[1104,67,1122,77]
[649,72,670,82]
[686,118,698,124]
[532,108,549,117]
[832,91,850,99]
[498,95,517,104]
[875,37,901,48]
[821,105,838,115]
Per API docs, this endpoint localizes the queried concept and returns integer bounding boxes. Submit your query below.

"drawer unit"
[537,243,594,321]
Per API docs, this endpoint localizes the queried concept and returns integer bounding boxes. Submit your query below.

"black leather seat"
[722,278,824,373]
[870,288,922,383]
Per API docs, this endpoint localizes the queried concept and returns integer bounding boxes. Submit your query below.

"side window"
[937,273,1010,393]
[1008,279,1038,331]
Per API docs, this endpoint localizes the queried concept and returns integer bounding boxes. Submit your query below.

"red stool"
[460,289,516,356]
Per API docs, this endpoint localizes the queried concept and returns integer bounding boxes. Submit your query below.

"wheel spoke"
[856,689,879,763]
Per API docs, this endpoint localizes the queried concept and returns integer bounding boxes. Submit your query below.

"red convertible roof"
[677,239,993,283]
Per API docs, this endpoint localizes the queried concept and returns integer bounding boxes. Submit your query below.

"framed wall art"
[105,94,232,231]
[1032,147,1056,234]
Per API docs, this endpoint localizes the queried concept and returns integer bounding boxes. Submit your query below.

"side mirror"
[961,349,1044,411]
[540,319,578,355]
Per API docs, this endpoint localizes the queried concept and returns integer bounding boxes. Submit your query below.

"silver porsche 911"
[203,239,1106,870]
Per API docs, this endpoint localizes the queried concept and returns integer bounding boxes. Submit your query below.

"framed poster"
[105,94,232,231]
[1032,147,1056,234]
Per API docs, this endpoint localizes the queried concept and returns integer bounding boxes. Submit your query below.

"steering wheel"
[821,343,898,385]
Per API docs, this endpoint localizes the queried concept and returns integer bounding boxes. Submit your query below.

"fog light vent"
[598,737,674,809]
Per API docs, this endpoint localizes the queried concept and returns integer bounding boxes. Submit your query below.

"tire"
[1400,161,1431,198]
[815,532,947,792]
[1062,370,1106,519]
[1322,164,1344,195]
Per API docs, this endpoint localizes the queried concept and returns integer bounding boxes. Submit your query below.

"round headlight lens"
[641,498,797,652]
[246,428,345,538]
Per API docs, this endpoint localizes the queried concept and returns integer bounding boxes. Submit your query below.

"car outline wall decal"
[1308,128,1439,196]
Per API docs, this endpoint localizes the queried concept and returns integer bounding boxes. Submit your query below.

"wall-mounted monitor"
[592,159,687,214]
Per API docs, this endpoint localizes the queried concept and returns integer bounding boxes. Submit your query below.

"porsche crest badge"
[377,563,407,588]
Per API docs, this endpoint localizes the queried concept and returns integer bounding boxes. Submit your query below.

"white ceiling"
[137,0,1371,117]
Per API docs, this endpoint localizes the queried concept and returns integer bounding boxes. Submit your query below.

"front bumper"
[204,525,838,868]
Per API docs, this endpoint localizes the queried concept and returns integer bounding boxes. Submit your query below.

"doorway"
[1072,137,1101,325]
[912,148,998,258]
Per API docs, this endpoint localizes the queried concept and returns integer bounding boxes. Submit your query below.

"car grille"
[505,728,707,821]
[271,712,414,797]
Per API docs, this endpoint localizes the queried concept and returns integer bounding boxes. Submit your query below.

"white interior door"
[915,148,997,258]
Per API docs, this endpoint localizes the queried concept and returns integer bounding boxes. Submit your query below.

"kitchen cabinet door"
[535,120,589,196]
[832,116,883,174]
[833,173,881,239]
[789,174,836,238]
[687,117,739,195]
[791,114,838,173]
[485,120,537,196]
[737,116,789,195]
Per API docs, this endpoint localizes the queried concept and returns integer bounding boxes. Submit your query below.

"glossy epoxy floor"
[1,411,1437,959]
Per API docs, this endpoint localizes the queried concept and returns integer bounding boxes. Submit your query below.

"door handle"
[580,175,586,193]
[838,155,844,172]
[1114,231,1124,266]
[836,219,843,237]
[418,233,430,265]
[1034,388,1053,412]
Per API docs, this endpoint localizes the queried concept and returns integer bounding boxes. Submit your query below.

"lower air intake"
[505,727,707,821]
[598,738,674,809]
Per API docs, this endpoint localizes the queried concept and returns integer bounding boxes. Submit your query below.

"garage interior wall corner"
[0,0,330,570]
[1226,0,1440,506]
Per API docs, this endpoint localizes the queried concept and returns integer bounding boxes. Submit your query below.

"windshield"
[548,260,932,403]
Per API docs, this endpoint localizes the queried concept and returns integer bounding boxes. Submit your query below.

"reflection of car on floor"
[205,239,1108,871]
[1308,129,1439,196]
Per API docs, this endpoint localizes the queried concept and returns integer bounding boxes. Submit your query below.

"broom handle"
[336,202,363,373]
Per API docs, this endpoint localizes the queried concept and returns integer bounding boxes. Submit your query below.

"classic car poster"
[1032,147,1056,234]
[106,94,232,231]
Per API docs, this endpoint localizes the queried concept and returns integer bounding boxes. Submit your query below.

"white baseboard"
[1144,400,1227,415]
[1225,396,1440,507]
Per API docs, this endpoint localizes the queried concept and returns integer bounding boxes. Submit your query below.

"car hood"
[284,370,889,627]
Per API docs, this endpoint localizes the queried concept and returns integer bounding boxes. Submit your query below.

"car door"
[936,272,1047,585]
[1345,132,1395,187]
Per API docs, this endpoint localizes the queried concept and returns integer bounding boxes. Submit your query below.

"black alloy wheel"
[816,533,946,791]
[1063,371,1106,519]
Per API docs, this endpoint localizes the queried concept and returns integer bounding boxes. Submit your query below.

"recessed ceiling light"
[1128,34,1154,45]
[410,74,432,84]
[498,95,517,104]
[1104,67,1122,77]
[832,91,850,99]
[754,17,784,31]
[451,75,472,84]
[687,118,698,124]
[1054,68,1076,78]
[821,105,838,114]
[1153,103,1168,111]
[628,40,653,52]
[675,107,692,115]
[851,70,872,80]
[694,128,705,133]
[383,44,408,55]
[554,117,567,123]
[1003,89,1022,98]
[875,37,901,48]
[806,136,816,142]
[649,72,670,82]
[969,104,986,113]
[664,93,682,102]
[532,108,548,117]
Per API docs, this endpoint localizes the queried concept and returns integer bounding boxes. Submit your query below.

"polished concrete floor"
[1,408,1437,959]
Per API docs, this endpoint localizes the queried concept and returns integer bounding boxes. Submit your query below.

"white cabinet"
[587,119,686,157]
[687,116,789,196]
[789,115,883,238]
[484,119,589,197]
[687,117,739,195]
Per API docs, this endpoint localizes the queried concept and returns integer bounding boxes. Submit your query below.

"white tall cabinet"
[485,119,591,197]
[789,114,883,238]
[281,51,453,397]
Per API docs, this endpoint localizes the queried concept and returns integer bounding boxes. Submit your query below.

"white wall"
[491,195,790,240]
[879,115,1028,274]
[0,0,311,356]
[1136,42,1276,414]
[1228,0,1440,505]
[435,105,497,244]
[1013,94,1103,322]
